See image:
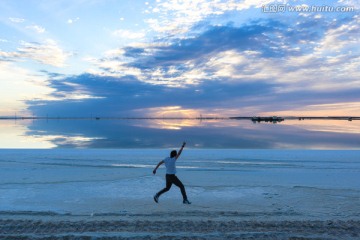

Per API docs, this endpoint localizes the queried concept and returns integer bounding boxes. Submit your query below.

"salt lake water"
[0,119,359,220]
[0,118,360,148]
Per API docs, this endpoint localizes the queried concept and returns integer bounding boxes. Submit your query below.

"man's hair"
[170,150,177,158]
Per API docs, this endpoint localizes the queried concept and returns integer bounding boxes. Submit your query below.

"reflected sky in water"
[0,119,359,149]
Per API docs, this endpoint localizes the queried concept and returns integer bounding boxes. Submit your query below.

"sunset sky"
[0,0,359,118]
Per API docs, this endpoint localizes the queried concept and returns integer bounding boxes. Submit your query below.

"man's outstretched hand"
[182,142,186,147]
[153,169,156,175]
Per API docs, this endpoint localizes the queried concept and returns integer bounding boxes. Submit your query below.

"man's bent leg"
[172,175,188,200]
[156,174,173,197]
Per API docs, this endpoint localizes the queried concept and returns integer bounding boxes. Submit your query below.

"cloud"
[27,73,278,117]
[27,67,359,123]
[9,17,25,23]
[338,0,360,8]
[0,61,53,116]
[22,2,360,120]
[91,14,359,93]
[0,39,71,67]
[112,29,146,39]
[18,40,71,67]
[144,0,288,36]
[263,102,360,117]
[89,20,293,86]
[0,50,19,59]
[67,17,80,24]
[45,78,104,101]
[135,106,199,118]
[26,24,46,33]
[314,15,359,54]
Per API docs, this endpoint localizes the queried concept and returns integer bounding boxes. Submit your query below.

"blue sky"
[0,0,359,117]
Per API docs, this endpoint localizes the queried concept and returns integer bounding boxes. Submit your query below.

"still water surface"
[0,119,359,149]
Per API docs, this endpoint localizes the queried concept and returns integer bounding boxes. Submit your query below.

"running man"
[153,142,191,204]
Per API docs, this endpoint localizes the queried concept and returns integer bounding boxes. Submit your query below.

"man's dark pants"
[156,174,187,200]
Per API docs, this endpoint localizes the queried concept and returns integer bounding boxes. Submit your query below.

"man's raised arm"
[176,142,186,160]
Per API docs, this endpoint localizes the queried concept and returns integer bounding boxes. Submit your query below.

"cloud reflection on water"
[0,119,359,149]
[282,120,360,134]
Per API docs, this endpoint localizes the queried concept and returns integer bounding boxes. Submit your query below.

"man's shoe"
[153,195,159,203]
[183,199,191,204]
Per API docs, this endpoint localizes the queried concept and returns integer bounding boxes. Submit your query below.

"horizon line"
[0,116,359,121]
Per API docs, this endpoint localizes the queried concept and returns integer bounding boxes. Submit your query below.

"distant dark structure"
[251,116,284,123]
[229,116,285,123]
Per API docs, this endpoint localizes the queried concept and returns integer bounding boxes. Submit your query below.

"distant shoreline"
[0,116,359,121]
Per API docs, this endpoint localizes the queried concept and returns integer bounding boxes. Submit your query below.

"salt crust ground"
[0,211,359,240]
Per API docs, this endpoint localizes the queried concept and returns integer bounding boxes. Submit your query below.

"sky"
[0,0,359,118]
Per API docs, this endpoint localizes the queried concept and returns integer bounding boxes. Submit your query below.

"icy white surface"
[0,149,359,220]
